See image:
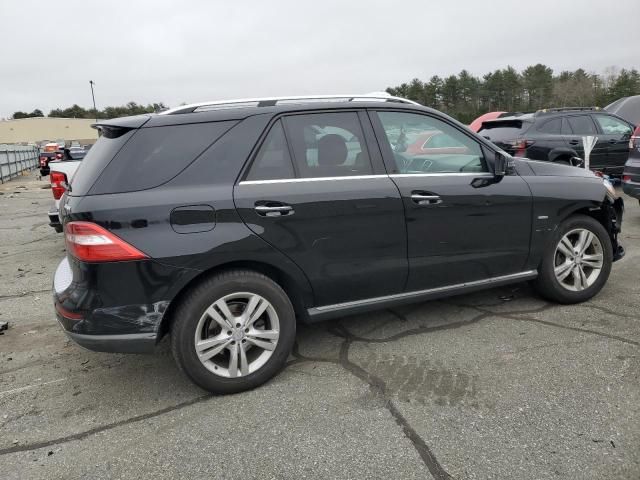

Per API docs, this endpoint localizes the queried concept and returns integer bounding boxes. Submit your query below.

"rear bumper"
[48,206,62,232]
[622,181,640,199]
[62,330,157,353]
[52,256,195,354]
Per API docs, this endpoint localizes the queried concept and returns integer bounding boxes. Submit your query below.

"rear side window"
[477,120,530,141]
[284,112,372,178]
[537,118,562,134]
[246,121,294,181]
[89,121,235,195]
[566,116,596,135]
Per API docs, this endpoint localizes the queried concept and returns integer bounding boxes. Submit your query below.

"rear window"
[74,121,235,195]
[477,120,530,141]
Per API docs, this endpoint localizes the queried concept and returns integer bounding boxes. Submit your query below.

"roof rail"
[160,93,420,115]
[536,106,601,114]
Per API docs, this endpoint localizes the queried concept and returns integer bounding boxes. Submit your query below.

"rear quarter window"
[89,121,236,195]
[477,120,530,142]
[70,130,135,196]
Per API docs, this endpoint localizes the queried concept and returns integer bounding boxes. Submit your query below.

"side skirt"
[306,270,538,323]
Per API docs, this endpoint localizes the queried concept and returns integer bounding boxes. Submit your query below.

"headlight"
[603,178,617,199]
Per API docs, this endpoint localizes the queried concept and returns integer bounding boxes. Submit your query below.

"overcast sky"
[1,0,638,118]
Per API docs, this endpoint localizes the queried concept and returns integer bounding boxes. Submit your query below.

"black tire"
[170,269,295,394]
[533,214,613,304]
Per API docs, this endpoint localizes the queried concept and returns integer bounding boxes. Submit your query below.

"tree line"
[386,64,640,123]
[11,102,167,120]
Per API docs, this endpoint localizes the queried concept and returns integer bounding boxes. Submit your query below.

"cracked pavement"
[1,172,639,479]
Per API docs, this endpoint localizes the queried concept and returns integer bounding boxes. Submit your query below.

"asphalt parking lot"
[0,172,638,480]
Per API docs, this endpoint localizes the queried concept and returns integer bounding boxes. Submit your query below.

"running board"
[306,270,538,322]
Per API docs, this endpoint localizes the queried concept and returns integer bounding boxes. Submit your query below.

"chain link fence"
[0,144,38,183]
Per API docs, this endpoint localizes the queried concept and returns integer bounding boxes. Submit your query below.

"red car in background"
[469,111,508,132]
[405,130,469,156]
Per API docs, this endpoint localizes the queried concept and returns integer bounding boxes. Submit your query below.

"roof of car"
[94,95,441,129]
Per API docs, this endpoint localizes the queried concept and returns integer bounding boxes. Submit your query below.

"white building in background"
[0,117,98,145]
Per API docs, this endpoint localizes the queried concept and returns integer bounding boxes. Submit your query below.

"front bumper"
[52,256,191,354]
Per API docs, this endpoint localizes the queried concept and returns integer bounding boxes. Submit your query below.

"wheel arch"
[548,147,578,163]
[157,260,312,341]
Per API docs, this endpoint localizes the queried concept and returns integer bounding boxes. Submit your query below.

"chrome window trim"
[238,175,389,185]
[239,172,494,185]
[390,172,493,178]
[308,270,537,315]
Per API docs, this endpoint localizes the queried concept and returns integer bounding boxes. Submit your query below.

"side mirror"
[494,151,507,177]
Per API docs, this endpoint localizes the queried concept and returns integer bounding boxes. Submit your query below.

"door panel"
[564,115,606,168]
[234,178,407,305]
[234,111,407,307]
[592,114,633,172]
[370,110,532,291]
[391,173,532,290]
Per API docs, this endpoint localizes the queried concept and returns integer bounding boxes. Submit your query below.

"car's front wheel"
[533,215,613,304]
[171,270,295,394]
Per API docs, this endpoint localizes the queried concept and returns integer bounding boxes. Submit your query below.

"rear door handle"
[254,203,294,217]
[411,193,442,206]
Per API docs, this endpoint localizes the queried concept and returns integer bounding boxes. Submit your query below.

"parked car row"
[476,107,634,176]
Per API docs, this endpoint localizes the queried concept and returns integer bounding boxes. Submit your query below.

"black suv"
[53,95,624,393]
[477,107,635,175]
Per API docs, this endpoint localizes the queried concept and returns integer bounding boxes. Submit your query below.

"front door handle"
[254,203,294,217]
[411,193,442,206]
[568,139,580,145]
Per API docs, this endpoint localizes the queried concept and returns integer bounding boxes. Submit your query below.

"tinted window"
[377,111,486,174]
[284,112,372,178]
[538,118,562,134]
[593,115,632,136]
[424,133,465,148]
[90,121,235,195]
[246,121,294,180]
[561,118,573,135]
[70,129,135,195]
[566,116,596,135]
[477,120,530,141]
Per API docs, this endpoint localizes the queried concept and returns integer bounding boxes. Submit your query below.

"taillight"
[623,175,631,183]
[40,156,48,166]
[64,221,148,262]
[510,139,534,157]
[55,153,62,159]
[631,126,640,151]
[50,171,67,200]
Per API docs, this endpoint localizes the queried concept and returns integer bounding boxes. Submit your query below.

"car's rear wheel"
[171,270,295,394]
[533,215,613,304]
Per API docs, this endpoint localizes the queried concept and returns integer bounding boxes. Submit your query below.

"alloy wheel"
[554,228,604,292]
[194,292,280,378]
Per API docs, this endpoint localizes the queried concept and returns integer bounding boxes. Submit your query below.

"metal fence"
[0,144,39,183]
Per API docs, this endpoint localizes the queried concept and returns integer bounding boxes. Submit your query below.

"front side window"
[376,111,486,174]
[593,115,632,136]
[566,115,597,135]
[284,112,373,178]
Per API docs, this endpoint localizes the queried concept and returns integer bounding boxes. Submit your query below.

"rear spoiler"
[91,114,152,138]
